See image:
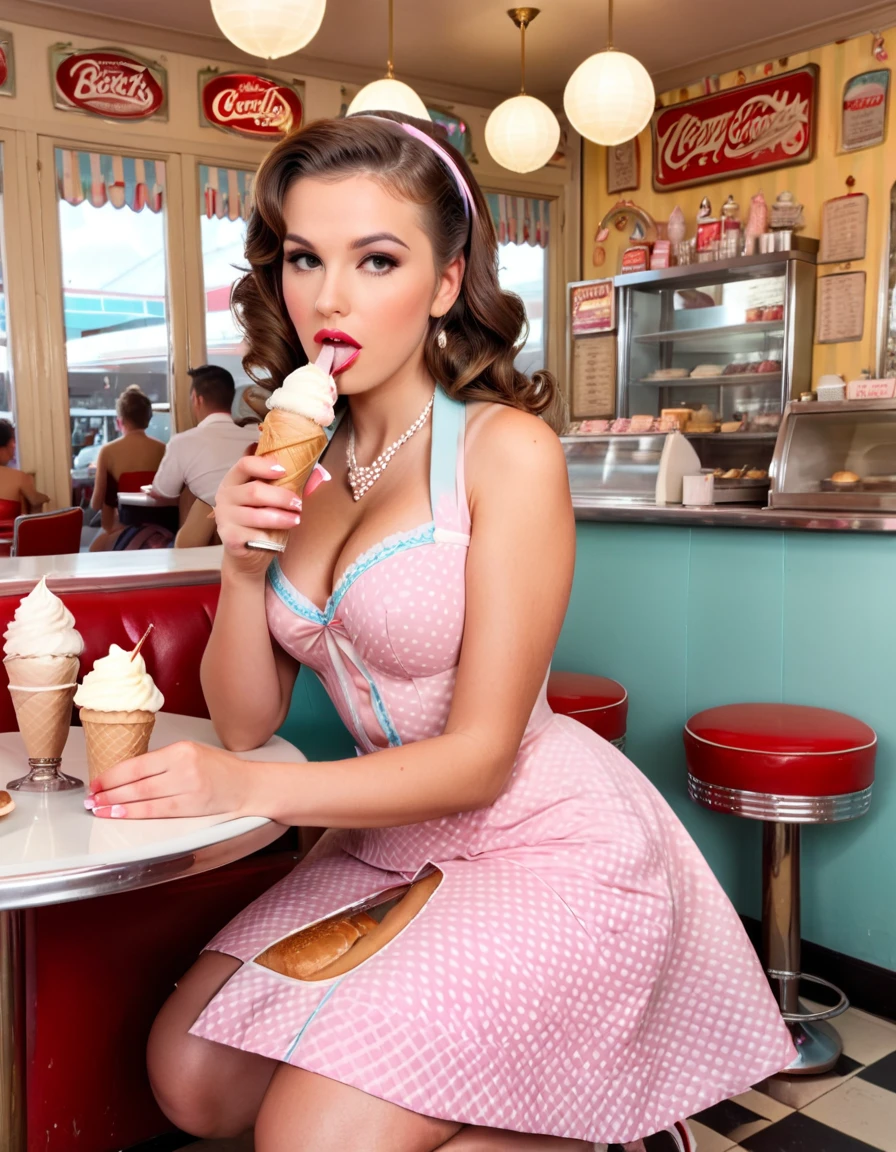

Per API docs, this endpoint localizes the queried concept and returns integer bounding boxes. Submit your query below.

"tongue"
[315,344,336,375]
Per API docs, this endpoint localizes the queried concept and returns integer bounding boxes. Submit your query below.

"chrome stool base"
[785,1013,843,1075]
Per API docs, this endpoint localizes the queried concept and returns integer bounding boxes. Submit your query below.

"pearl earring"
[437,328,448,350]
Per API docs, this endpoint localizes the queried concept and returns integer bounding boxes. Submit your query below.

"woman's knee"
[147,951,274,1138]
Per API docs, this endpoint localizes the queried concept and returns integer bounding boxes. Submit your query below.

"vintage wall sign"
[52,46,167,121]
[199,70,304,137]
[0,29,15,98]
[841,69,890,152]
[651,65,818,190]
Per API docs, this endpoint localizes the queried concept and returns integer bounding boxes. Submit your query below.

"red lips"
[314,329,361,376]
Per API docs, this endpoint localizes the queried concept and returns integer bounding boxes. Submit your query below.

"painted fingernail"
[110,805,126,819]
[293,515,302,525]
[290,497,303,510]
[83,797,96,810]
[270,464,287,474]
[318,465,332,482]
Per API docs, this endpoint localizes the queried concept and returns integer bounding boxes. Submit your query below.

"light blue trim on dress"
[283,977,345,1061]
[430,387,465,521]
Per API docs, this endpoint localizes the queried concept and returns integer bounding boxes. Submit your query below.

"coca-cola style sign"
[200,70,304,137]
[651,65,818,191]
[0,29,15,98]
[52,45,167,121]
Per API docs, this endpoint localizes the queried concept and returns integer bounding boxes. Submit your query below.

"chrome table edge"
[0,821,285,910]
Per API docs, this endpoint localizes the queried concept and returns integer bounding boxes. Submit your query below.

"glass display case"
[562,434,666,505]
[614,250,816,447]
[771,399,896,511]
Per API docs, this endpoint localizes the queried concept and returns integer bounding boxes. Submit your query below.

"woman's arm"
[90,409,576,823]
[90,448,107,513]
[19,472,49,510]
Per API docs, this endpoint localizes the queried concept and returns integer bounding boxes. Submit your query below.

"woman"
[86,115,796,1151]
[89,384,165,551]
[0,420,49,512]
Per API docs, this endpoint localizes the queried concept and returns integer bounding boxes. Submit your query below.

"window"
[490,194,550,376]
[0,143,13,426]
[55,149,171,467]
[199,164,258,420]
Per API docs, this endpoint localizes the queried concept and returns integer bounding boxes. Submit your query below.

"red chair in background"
[12,507,83,557]
[0,497,22,557]
[117,470,158,493]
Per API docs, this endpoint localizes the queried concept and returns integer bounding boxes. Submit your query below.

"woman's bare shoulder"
[464,400,567,490]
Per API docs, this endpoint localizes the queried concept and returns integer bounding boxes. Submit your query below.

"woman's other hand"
[214,458,330,577]
[85,741,256,820]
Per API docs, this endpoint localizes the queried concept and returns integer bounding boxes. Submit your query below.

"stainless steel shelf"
[611,244,818,288]
[572,499,896,532]
[634,321,784,344]
[685,432,778,441]
[635,374,782,388]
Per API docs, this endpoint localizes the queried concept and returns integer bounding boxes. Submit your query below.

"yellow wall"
[582,28,896,382]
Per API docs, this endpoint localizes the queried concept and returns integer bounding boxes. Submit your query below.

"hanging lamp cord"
[386,0,395,78]
[607,0,614,51]
[519,15,528,94]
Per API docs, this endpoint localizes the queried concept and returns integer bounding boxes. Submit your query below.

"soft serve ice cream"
[3,578,85,787]
[75,642,164,782]
[266,356,337,425]
[3,576,84,660]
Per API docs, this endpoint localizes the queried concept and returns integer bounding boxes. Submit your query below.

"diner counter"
[571,498,896,532]
[0,545,223,594]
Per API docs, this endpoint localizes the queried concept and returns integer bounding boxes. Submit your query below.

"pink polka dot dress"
[190,388,796,1143]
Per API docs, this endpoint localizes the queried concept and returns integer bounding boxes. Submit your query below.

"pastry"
[3,577,85,767]
[75,639,164,783]
[0,790,14,817]
[746,469,768,480]
[255,345,338,547]
[721,421,744,433]
[629,415,656,434]
[690,364,725,378]
[831,471,860,485]
[256,912,379,980]
[757,359,782,373]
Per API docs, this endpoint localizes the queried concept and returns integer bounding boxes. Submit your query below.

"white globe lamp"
[563,0,656,146]
[347,0,429,121]
[348,77,430,120]
[210,0,327,59]
[485,10,560,173]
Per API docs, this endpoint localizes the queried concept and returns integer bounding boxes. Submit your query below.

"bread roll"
[257,911,379,980]
[831,471,860,484]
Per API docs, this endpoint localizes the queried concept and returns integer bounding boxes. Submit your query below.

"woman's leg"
[146,950,279,1139]
[254,1065,464,1152]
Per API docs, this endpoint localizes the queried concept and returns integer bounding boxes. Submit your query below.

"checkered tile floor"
[145,1006,896,1152]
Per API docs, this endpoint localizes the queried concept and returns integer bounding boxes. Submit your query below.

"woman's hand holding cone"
[214,454,330,576]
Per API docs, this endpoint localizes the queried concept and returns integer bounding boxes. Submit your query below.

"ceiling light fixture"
[210,0,327,59]
[347,0,430,120]
[563,0,655,146]
[485,8,561,174]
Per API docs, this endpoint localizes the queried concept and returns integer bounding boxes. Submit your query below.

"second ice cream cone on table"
[75,632,164,786]
[248,344,338,552]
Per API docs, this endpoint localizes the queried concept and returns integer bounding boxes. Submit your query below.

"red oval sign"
[201,73,302,137]
[0,46,8,89]
[55,51,165,120]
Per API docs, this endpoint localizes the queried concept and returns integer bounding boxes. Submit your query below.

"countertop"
[572,499,896,532]
[0,546,223,595]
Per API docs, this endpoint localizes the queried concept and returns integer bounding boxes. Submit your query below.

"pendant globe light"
[347,0,430,120]
[563,0,655,146]
[485,8,561,174]
[210,0,327,59]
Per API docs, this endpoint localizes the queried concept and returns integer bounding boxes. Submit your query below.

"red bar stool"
[547,671,628,750]
[684,703,876,1075]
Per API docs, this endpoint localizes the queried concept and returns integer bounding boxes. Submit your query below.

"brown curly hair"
[231,112,561,425]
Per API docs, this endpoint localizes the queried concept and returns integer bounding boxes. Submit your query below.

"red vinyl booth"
[0,579,300,1152]
[12,507,83,558]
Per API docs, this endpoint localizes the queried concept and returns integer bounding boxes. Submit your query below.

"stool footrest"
[688,775,872,823]
[767,969,849,1023]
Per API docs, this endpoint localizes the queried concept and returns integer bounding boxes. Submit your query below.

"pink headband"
[357,115,476,221]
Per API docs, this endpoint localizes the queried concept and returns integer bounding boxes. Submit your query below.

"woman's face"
[280,174,462,396]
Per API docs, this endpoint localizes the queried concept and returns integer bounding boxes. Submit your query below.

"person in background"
[151,365,259,547]
[0,420,50,512]
[89,385,166,552]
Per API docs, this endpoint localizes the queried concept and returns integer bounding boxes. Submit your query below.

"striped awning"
[55,150,166,213]
[200,165,255,222]
[487,194,550,248]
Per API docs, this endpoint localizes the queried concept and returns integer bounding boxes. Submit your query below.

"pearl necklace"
[346,391,435,501]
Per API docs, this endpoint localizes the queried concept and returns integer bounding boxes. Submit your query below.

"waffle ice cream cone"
[5,654,79,761]
[79,708,156,783]
[255,413,328,548]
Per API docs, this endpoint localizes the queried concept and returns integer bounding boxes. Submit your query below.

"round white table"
[0,713,301,1152]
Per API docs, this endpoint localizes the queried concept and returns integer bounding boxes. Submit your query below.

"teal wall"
[280,521,896,971]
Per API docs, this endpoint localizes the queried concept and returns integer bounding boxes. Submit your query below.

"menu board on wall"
[571,336,616,419]
[815,272,866,344]
[841,70,890,152]
[819,194,869,264]
[570,280,616,334]
[607,139,640,194]
[0,29,15,98]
